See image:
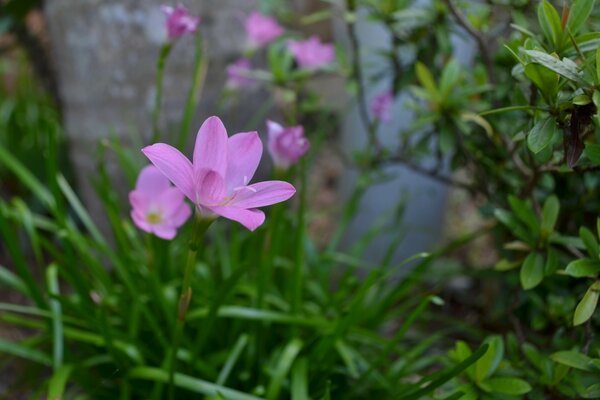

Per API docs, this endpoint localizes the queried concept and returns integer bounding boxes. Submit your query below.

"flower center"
[146,211,162,225]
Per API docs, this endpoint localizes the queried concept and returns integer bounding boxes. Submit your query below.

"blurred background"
[0,0,453,263]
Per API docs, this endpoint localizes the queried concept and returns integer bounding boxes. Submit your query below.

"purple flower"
[142,116,296,231]
[288,36,335,70]
[129,165,192,239]
[371,91,394,123]
[245,11,284,48]
[226,58,253,89]
[161,4,200,40]
[267,120,309,169]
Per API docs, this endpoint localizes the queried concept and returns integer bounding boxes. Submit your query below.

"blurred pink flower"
[371,91,394,123]
[129,165,192,239]
[267,120,309,169]
[161,4,200,40]
[142,116,296,231]
[226,58,253,89]
[288,36,335,69]
[245,11,284,47]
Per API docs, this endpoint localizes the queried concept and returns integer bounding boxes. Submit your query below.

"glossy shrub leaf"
[415,62,438,99]
[580,227,600,260]
[524,64,558,100]
[475,336,504,382]
[545,247,559,275]
[567,0,595,36]
[565,259,600,278]
[539,0,563,47]
[527,117,558,154]
[551,350,593,371]
[481,377,532,395]
[584,143,600,165]
[494,209,533,243]
[507,196,539,233]
[541,195,559,235]
[524,50,584,83]
[521,252,545,290]
[574,282,600,326]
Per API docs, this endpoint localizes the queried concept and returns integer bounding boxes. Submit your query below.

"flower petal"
[169,203,192,226]
[131,210,151,232]
[209,205,265,231]
[152,225,177,240]
[230,181,296,208]
[142,143,195,201]
[226,131,262,191]
[193,116,228,178]
[158,187,187,216]
[195,169,227,206]
[129,191,149,212]
[135,165,171,195]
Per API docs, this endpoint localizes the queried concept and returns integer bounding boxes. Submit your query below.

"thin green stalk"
[292,159,307,319]
[152,43,173,143]
[177,34,207,148]
[168,217,213,400]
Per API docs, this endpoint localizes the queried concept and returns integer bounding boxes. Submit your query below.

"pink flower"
[226,58,253,89]
[161,4,200,40]
[129,165,192,239]
[267,120,309,169]
[245,11,284,48]
[288,36,335,70]
[371,91,394,123]
[142,116,296,231]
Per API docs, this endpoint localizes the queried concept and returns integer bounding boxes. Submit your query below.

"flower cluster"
[131,116,300,237]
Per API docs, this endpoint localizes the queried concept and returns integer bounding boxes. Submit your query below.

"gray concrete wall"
[44,0,261,219]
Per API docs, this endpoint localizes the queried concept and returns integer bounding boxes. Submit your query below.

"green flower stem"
[292,159,307,320]
[177,33,208,149]
[168,216,213,400]
[152,43,173,143]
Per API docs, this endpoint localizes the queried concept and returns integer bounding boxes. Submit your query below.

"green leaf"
[0,337,51,366]
[494,209,533,243]
[130,367,263,400]
[415,62,438,99]
[291,358,309,400]
[597,43,600,83]
[46,264,64,370]
[266,339,303,400]
[439,59,461,97]
[521,252,545,290]
[565,259,600,278]
[582,384,600,398]
[574,282,600,326]
[528,117,558,154]
[335,340,359,379]
[567,0,596,36]
[581,227,600,260]
[47,365,73,400]
[0,145,55,209]
[508,196,539,234]
[541,195,559,235]
[584,143,600,165]
[537,0,563,47]
[216,334,248,386]
[480,377,532,395]
[545,247,559,275]
[397,344,489,400]
[475,336,504,382]
[551,350,593,371]
[524,63,558,100]
[0,264,28,296]
[524,49,585,83]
